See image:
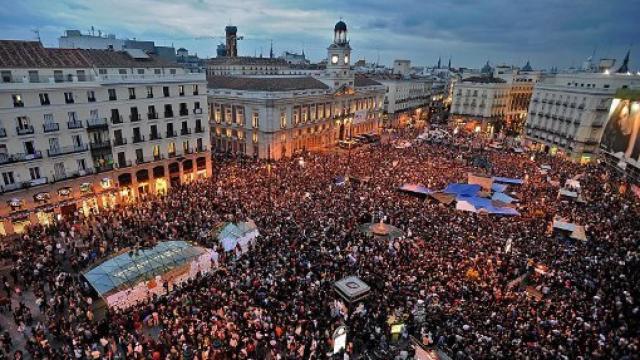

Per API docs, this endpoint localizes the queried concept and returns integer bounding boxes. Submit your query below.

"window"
[163,86,170,97]
[135,149,144,163]
[12,94,24,107]
[146,86,154,98]
[53,70,63,82]
[72,134,83,147]
[169,69,176,74]
[137,69,144,75]
[28,70,39,83]
[251,111,260,129]
[128,87,136,100]
[280,111,286,128]
[76,70,86,81]
[178,85,185,96]
[77,159,86,171]
[87,90,96,102]
[98,68,107,75]
[164,104,174,118]
[193,84,199,95]
[108,89,117,101]
[0,71,11,83]
[68,111,78,122]
[118,69,127,75]
[29,167,41,180]
[2,172,15,186]
[39,93,50,105]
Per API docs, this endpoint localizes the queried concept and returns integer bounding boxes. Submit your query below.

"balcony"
[179,109,189,117]
[196,145,208,153]
[164,111,174,118]
[95,164,114,173]
[52,169,95,182]
[166,130,177,138]
[47,144,88,157]
[148,112,159,120]
[0,128,6,138]
[16,125,35,135]
[0,151,43,165]
[167,151,177,158]
[111,115,124,124]
[116,160,133,169]
[194,108,203,115]
[86,117,108,129]
[132,135,145,143]
[180,128,191,136]
[113,138,128,146]
[129,94,136,100]
[89,140,111,151]
[67,120,83,129]
[149,133,162,141]
[130,114,141,122]
[194,126,204,133]
[43,123,60,132]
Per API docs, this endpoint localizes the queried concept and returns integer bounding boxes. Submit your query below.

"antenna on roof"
[32,29,41,43]
[91,26,95,36]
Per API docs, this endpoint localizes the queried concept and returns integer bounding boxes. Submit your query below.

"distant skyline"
[0,0,638,70]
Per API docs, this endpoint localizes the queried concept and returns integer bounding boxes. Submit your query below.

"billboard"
[600,90,640,161]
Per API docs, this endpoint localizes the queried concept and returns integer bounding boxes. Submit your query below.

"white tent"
[552,219,587,241]
[217,220,260,252]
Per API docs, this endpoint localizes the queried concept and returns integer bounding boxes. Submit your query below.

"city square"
[0,1,639,359]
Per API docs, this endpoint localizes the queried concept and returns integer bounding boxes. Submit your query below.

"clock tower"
[324,20,353,89]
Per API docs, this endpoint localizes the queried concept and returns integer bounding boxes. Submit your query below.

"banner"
[353,110,368,124]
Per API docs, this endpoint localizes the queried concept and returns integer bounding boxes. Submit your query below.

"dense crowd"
[0,128,638,359]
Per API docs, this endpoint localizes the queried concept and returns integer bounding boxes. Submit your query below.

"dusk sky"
[0,0,638,70]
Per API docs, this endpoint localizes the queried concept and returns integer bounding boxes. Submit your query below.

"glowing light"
[604,69,610,75]
[474,125,481,133]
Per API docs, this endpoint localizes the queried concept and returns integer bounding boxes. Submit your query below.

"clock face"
[344,55,349,64]
[331,55,339,64]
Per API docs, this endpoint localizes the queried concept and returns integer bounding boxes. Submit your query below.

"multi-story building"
[0,40,211,235]
[208,21,385,159]
[523,72,640,163]
[450,63,541,134]
[372,75,433,127]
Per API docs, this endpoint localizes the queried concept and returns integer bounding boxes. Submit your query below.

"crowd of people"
[0,128,638,359]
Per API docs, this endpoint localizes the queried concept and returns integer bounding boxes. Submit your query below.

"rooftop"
[354,75,383,87]
[462,76,506,84]
[207,75,330,91]
[0,40,177,69]
[207,56,289,66]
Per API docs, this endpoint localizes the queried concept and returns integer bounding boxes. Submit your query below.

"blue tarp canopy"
[83,241,207,296]
[492,192,516,203]
[491,183,509,193]
[493,177,524,185]
[458,196,520,216]
[443,183,481,197]
[399,183,433,196]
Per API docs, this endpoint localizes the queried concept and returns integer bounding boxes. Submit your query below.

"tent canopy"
[492,192,516,203]
[492,177,524,185]
[558,188,578,198]
[553,219,587,241]
[443,183,481,197]
[399,183,433,196]
[456,196,520,216]
[83,241,207,297]
[491,183,508,193]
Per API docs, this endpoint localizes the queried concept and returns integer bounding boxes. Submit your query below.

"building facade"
[0,40,211,236]
[523,72,640,163]
[450,64,541,134]
[374,76,433,127]
[207,21,385,160]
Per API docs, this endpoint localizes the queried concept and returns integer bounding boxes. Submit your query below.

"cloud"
[0,0,637,69]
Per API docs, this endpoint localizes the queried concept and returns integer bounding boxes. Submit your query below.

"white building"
[450,62,542,134]
[524,72,640,162]
[207,21,385,159]
[0,40,211,235]
[372,75,433,126]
